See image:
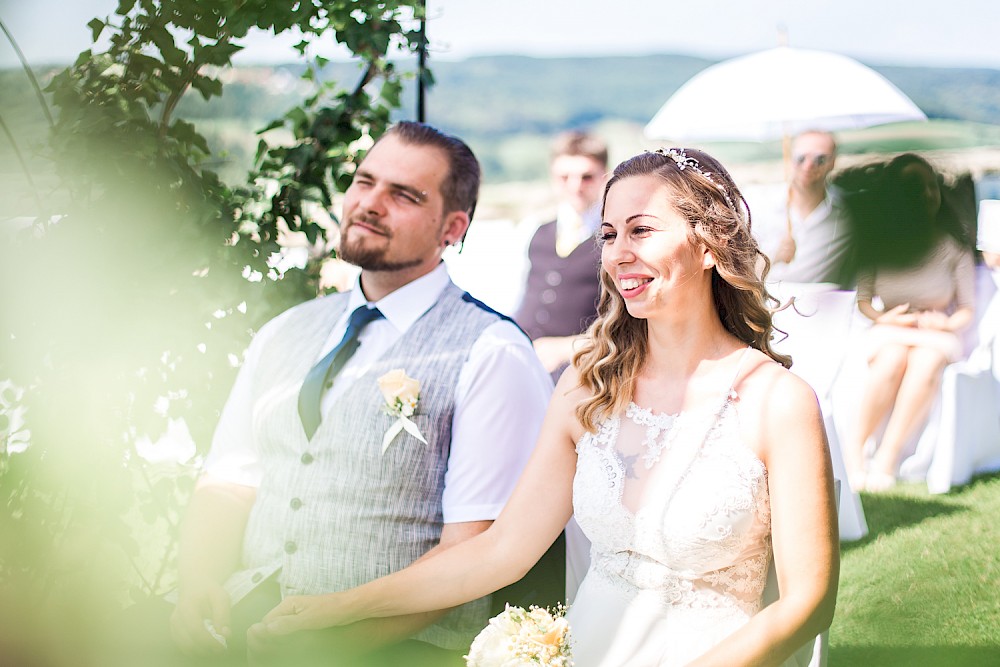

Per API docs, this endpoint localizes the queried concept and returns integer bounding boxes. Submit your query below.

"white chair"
[897,263,1000,492]
[771,283,868,540]
[564,516,590,605]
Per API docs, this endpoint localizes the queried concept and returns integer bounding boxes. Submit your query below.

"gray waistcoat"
[241,283,504,649]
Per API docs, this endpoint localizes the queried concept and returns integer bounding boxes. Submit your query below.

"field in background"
[6,54,1000,218]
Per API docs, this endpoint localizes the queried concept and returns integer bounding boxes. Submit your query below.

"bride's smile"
[601,174,716,320]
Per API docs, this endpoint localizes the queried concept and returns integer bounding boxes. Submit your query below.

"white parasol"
[644,46,927,142]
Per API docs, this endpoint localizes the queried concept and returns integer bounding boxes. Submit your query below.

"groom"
[168,122,554,666]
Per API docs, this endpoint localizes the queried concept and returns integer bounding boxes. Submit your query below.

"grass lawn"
[830,471,1000,666]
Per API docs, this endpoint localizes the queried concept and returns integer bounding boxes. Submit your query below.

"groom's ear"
[441,210,470,248]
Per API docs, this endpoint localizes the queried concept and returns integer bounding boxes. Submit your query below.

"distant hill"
[181,54,1000,182]
[4,53,1000,195]
[422,56,1000,132]
[875,65,1000,125]
[420,54,715,137]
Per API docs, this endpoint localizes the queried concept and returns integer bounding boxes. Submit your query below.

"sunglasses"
[793,153,832,167]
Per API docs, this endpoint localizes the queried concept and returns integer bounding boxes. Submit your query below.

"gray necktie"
[298,305,384,439]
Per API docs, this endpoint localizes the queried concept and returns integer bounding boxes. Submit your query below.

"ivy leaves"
[1,0,427,606]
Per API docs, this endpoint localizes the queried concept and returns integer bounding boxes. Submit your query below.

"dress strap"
[725,346,754,400]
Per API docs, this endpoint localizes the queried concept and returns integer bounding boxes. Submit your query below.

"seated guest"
[753,130,851,286]
[844,153,976,491]
[514,131,608,380]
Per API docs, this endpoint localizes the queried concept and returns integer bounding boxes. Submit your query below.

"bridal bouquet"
[465,604,573,667]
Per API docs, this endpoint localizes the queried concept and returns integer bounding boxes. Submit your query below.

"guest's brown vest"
[514,220,602,340]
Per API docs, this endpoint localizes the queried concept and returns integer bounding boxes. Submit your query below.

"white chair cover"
[770,282,868,540]
[897,264,1000,492]
[564,515,590,604]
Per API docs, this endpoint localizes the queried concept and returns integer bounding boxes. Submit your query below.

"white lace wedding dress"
[568,352,772,666]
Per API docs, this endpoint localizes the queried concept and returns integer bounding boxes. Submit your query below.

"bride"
[249,148,839,667]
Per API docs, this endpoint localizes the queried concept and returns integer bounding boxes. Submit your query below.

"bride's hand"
[248,593,352,641]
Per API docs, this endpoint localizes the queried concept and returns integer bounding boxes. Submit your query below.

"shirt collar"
[556,201,602,236]
[345,262,451,334]
[808,192,834,223]
[790,189,834,227]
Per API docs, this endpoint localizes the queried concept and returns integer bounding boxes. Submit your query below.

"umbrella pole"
[782,132,793,236]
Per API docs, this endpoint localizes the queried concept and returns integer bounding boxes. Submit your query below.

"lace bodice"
[572,392,771,617]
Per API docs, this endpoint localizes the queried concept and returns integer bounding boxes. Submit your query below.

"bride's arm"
[251,370,585,638]
[691,366,840,667]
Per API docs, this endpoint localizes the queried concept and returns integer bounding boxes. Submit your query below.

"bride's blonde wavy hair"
[572,149,790,432]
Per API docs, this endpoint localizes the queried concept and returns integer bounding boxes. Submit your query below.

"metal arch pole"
[417,0,427,123]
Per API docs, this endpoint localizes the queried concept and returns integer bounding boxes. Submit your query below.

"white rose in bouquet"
[465,604,572,667]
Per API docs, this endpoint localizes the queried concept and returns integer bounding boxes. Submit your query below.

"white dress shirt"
[555,201,603,258]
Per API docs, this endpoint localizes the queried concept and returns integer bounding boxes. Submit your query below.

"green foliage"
[0,0,425,631]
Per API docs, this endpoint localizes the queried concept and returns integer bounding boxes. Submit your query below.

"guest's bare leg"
[869,346,948,478]
[846,344,909,481]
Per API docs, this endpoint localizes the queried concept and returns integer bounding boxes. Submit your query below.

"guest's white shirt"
[206,262,553,523]
[750,184,850,285]
[555,201,602,257]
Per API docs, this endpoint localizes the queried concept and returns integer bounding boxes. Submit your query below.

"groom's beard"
[338,214,423,272]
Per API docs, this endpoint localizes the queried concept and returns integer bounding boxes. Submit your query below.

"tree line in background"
[7,52,1000,197]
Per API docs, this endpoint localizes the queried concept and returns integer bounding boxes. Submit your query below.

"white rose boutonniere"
[377,369,428,455]
[465,604,573,667]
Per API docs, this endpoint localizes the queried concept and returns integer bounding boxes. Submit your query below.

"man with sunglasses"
[760,130,851,285]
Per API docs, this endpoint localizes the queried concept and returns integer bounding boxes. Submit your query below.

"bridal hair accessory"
[465,604,573,667]
[377,369,427,454]
[653,147,737,211]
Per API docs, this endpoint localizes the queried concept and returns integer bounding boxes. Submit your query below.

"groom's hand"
[170,580,232,655]
[247,594,360,662]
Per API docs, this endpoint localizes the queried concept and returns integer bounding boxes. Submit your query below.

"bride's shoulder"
[548,364,594,433]
[735,351,822,425]
[739,349,813,390]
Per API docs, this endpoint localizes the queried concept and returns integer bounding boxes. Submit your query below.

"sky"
[2,0,1000,70]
